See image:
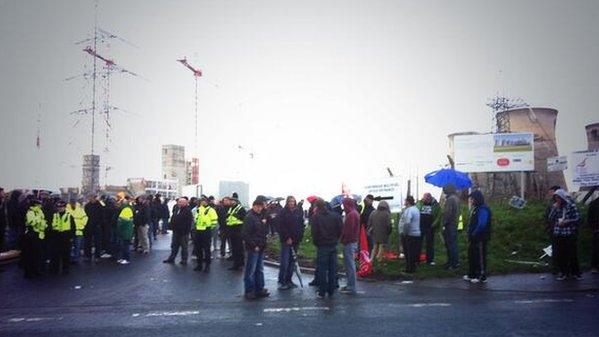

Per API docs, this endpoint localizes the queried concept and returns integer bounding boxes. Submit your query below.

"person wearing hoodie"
[312,198,343,299]
[417,193,441,265]
[463,191,491,283]
[400,196,421,273]
[368,200,392,262]
[550,189,582,280]
[442,184,460,269]
[340,198,360,295]
[277,196,304,290]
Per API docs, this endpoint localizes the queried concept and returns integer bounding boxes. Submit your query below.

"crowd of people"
[1,184,598,300]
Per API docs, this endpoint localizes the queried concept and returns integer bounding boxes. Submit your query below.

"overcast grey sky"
[1,0,598,199]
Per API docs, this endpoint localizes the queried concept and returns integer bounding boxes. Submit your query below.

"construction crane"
[177,57,203,157]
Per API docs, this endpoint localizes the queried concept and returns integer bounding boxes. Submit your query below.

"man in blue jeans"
[242,199,269,300]
[311,199,343,299]
[340,198,360,295]
[442,184,460,269]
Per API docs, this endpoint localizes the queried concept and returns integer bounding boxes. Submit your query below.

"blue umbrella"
[424,168,472,189]
[330,194,362,208]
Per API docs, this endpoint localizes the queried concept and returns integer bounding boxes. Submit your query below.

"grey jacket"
[442,185,460,228]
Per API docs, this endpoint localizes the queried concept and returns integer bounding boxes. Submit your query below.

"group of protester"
[1,184,598,298]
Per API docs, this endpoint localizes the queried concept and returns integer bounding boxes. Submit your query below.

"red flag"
[357,226,373,278]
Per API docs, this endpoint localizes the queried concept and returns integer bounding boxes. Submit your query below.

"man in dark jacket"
[160,198,170,234]
[417,193,441,265]
[360,195,375,253]
[242,199,269,300]
[442,184,460,269]
[312,198,343,299]
[589,197,599,274]
[277,196,304,290]
[464,191,491,283]
[84,195,103,260]
[133,196,152,254]
[164,197,193,265]
[216,197,230,258]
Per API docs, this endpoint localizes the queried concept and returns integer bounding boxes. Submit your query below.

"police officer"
[194,196,218,272]
[23,199,47,278]
[226,195,246,271]
[50,201,76,274]
[66,199,88,263]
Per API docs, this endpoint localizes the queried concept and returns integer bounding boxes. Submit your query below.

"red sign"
[497,158,510,167]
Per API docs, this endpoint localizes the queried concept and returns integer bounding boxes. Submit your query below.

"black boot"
[194,264,203,272]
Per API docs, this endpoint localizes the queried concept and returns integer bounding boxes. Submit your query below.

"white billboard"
[361,177,403,212]
[572,150,599,187]
[454,133,535,173]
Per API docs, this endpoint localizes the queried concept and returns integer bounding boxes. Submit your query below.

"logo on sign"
[497,158,510,166]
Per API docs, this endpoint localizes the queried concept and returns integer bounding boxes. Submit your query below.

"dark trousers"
[219,226,228,257]
[101,222,112,255]
[83,225,102,258]
[555,236,580,277]
[168,232,189,261]
[278,242,294,284]
[592,232,599,269]
[316,244,337,296]
[403,235,421,273]
[120,239,131,261]
[49,232,72,273]
[21,233,43,278]
[194,229,213,267]
[467,238,488,279]
[244,250,265,293]
[443,225,459,267]
[228,226,244,267]
[420,225,435,263]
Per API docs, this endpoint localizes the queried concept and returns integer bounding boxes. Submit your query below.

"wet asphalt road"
[1,234,598,337]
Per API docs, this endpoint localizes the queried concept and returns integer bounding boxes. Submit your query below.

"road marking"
[133,310,201,317]
[8,317,61,323]
[263,306,330,313]
[407,303,451,308]
[515,299,574,304]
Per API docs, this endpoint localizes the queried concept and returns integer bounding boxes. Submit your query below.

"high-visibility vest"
[226,205,244,226]
[52,212,73,232]
[196,205,218,231]
[458,214,464,231]
[66,203,87,236]
[26,205,47,240]
[358,201,365,215]
[119,205,134,220]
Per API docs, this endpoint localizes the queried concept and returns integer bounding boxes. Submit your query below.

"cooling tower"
[586,123,599,151]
